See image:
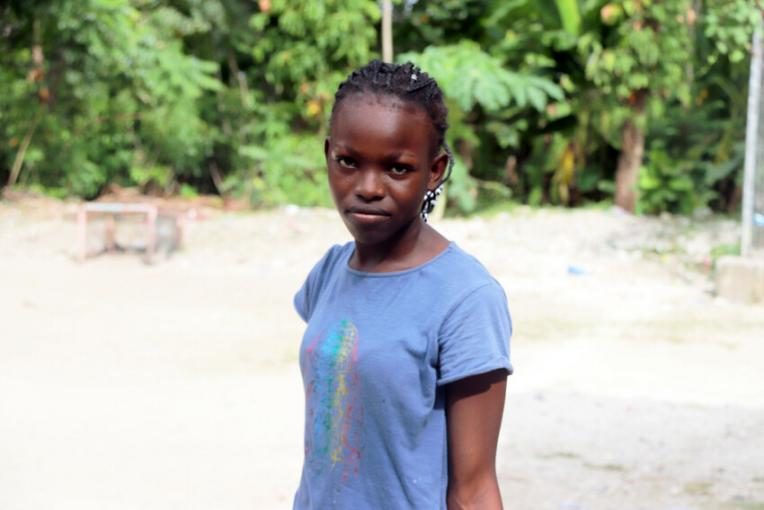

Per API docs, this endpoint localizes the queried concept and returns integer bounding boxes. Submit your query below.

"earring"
[420,186,443,223]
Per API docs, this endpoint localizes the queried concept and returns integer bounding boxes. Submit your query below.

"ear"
[427,151,449,190]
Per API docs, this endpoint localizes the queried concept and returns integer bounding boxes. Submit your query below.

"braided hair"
[331,60,453,221]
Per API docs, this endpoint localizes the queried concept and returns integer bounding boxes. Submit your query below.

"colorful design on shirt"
[304,319,362,480]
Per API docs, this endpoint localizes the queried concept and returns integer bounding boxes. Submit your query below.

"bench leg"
[145,206,157,263]
[105,215,116,253]
[77,206,87,262]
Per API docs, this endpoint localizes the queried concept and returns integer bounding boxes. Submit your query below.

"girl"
[293,60,513,509]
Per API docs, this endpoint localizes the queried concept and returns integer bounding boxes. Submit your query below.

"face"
[326,94,447,245]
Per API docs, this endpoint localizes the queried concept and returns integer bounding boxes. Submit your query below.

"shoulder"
[304,241,355,291]
[430,243,506,299]
[433,245,513,384]
[314,241,353,274]
[427,243,511,331]
[294,242,353,322]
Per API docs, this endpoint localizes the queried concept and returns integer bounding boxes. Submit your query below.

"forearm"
[445,370,507,509]
[447,471,503,510]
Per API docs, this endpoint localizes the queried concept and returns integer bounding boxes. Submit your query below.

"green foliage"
[637,146,706,215]
[400,39,564,213]
[0,0,759,217]
[704,0,762,64]
[710,242,741,264]
[236,131,328,207]
[579,1,694,104]
[223,0,379,207]
[249,0,379,127]
[251,0,378,84]
[394,0,486,51]
[467,0,760,213]
[0,0,220,197]
[129,160,173,192]
[553,0,582,35]
[402,42,563,112]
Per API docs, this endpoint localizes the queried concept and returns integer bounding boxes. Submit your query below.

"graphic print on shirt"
[303,319,363,481]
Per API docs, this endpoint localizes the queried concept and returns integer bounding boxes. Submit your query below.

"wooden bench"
[77,202,160,262]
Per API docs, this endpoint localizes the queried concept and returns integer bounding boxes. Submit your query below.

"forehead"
[330,94,436,155]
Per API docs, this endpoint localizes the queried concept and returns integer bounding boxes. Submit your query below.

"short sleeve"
[436,281,513,386]
[294,244,343,322]
[294,276,312,322]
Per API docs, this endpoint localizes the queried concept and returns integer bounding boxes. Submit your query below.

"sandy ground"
[0,198,763,510]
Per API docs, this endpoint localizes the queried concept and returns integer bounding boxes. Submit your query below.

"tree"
[468,0,760,213]
[0,0,220,197]
[1,0,760,216]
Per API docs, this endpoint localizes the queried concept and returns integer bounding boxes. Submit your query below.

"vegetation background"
[0,0,761,216]
[2,3,764,509]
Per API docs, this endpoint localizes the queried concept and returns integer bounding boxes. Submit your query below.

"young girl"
[293,60,513,509]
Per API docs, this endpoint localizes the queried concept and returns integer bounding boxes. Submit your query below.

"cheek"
[326,165,341,185]
[327,167,352,197]
[391,179,427,208]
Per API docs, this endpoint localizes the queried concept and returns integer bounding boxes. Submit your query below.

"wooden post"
[145,205,158,264]
[77,205,87,262]
[382,0,393,63]
[105,215,116,253]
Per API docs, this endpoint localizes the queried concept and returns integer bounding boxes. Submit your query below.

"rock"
[714,256,764,304]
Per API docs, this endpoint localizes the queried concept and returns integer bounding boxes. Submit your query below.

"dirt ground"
[0,197,763,510]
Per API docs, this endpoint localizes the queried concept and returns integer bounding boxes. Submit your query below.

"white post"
[382,0,393,63]
[743,20,762,257]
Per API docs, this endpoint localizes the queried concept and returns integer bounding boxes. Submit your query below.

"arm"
[446,369,507,510]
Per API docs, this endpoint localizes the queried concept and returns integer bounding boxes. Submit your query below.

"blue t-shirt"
[293,241,512,509]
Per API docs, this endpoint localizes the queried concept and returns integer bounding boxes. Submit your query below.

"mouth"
[346,206,391,225]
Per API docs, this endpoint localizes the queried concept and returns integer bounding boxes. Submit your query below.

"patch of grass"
[179,183,199,199]
[717,497,764,510]
[580,199,614,211]
[537,451,581,460]
[583,462,627,472]
[468,186,519,218]
[684,481,713,495]
[733,503,764,510]
[710,242,741,266]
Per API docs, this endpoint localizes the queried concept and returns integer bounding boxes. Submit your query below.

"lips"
[347,206,391,217]
[346,206,391,226]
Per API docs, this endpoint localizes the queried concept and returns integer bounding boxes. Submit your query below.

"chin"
[341,220,390,245]
[340,213,420,246]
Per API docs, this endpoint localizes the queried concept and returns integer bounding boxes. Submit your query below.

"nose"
[355,168,385,202]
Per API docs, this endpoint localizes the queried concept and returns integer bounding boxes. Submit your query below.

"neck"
[352,217,428,271]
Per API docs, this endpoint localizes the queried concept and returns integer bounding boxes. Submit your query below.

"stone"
[715,255,764,304]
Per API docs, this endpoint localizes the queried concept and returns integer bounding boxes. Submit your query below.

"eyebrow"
[332,143,419,162]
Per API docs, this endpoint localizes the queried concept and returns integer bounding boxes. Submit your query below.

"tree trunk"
[7,110,41,188]
[615,115,645,213]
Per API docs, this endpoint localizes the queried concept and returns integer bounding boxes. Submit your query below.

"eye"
[390,164,412,176]
[334,156,357,169]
